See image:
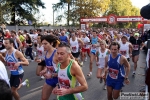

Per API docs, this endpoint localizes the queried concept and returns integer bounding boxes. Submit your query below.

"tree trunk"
[67,3,70,26]
[10,3,15,25]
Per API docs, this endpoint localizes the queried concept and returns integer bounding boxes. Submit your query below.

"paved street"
[9,51,147,100]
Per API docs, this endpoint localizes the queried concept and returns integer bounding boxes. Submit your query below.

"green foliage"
[103,0,140,28]
[6,0,45,25]
[0,0,12,24]
[54,0,140,28]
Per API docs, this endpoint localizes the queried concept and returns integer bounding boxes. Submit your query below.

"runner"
[59,30,69,43]
[32,30,38,49]
[25,34,34,61]
[18,31,25,54]
[87,30,101,77]
[40,35,59,100]
[96,40,110,90]
[10,30,22,50]
[120,36,133,61]
[52,42,88,100]
[4,38,29,100]
[129,33,145,76]
[35,34,45,79]
[103,41,130,100]
[4,29,11,39]
[69,32,84,65]
[81,31,90,62]
[0,30,6,55]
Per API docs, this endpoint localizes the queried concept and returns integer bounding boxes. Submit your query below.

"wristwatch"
[125,77,128,80]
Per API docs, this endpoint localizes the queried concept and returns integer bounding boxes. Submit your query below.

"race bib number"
[72,46,76,51]
[120,50,127,56]
[133,45,139,50]
[37,50,42,56]
[47,66,55,73]
[108,68,119,79]
[58,78,70,89]
[7,62,17,71]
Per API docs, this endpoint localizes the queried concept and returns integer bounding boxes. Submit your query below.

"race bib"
[58,78,70,89]
[37,50,42,56]
[72,46,76,51]
[120,50,127,56]
[47,66,55,73]
[133,45,139,50]
[7,62,17,71]
[108,68,119,79]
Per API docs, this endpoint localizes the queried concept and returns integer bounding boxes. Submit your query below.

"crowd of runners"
[0,27,147,100]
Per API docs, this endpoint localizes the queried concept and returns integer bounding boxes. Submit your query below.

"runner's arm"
[16,51,29,66]
[78,38,84,47]
[95,37,101,47]
[16,38,23,50]
[140,42,145,50]
[68,61,88,94]
[129,43,133,55]
[103,56,108,77]
[122,56,130,79]
[96,51,99,62]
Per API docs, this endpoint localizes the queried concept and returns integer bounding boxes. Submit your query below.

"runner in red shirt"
[5,29,11,39]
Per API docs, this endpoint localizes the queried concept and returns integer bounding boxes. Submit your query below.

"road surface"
[9,51,147,100]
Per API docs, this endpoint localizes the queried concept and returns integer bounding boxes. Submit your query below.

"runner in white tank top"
[35,34,46,79]
[70,37,79,54]
[120,36,133,61]
[69,32,84,66]
[96,40,110,90]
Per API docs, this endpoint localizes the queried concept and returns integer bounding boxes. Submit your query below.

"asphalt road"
[9,50,147,100]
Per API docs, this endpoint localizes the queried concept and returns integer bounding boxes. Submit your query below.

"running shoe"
[103,84,106,90]
[99,78,103,83]
[25,79,30,88]
[85,57,87,61]
[80,61,83,66]
[132,72,135,76]
[41,76,45,79]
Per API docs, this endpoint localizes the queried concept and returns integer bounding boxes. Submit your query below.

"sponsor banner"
[117,18,142,22]
[80,18,107,22]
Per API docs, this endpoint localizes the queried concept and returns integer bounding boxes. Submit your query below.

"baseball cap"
[5,29,9,32]
[134,33,139,36]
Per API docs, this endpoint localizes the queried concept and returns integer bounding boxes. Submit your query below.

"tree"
[54,0,110,25]
[104,0,140,28]
[0,0,12,24]
[74,0,110,19]
[53,0,76,26]
[6,0,45,25]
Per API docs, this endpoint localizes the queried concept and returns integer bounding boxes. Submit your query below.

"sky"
[39,0,150,24]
